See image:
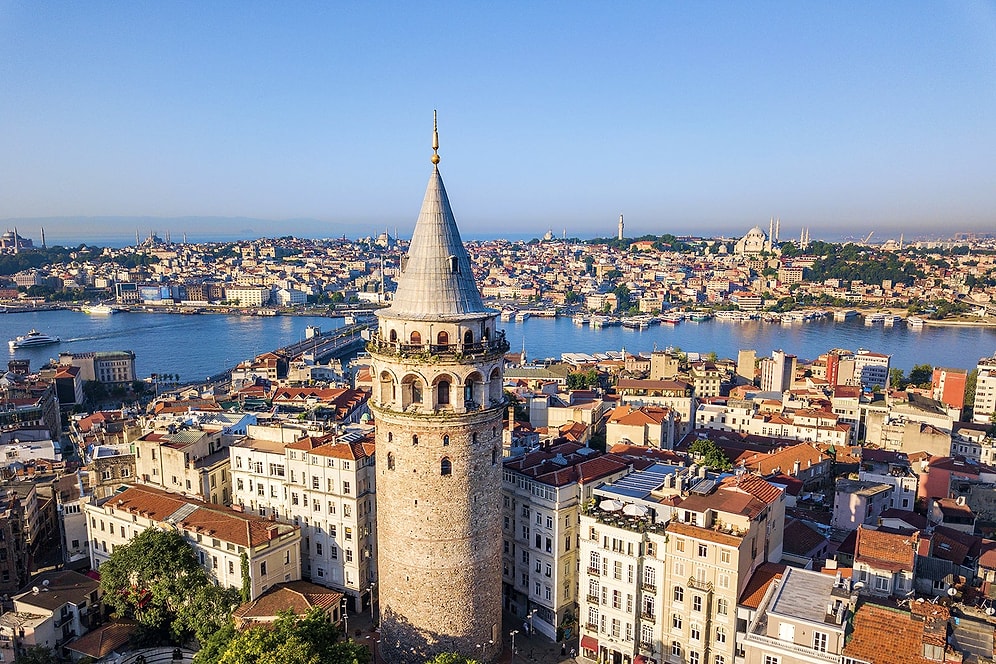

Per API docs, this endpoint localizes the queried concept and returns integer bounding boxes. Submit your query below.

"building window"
[672,642,682,657]
[443,435,450,446]
[716,626,726,644]
[763,657,780,664]
[672,613,682,630]
[387,452,395,470]
[675,537,685,552]
[813,631,828,652]
[716,598,728,615]
[441,458,452,476]
[412,434,419,446]
[720,549,731,564]
[698,543,708,557]
[690,624,701,641]
[673,586,684,603]
[692,595,702,612]
[690,653,700,664]
[260,562,267,576]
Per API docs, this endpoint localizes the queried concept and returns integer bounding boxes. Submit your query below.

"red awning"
[634,656,648,664]
[580,635,598,652]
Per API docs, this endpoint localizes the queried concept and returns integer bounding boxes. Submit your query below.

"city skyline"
[2,2,995,244]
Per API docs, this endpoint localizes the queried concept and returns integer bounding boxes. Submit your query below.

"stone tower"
[368,114,509,664]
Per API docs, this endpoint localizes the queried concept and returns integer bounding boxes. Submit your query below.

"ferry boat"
[9,329,60,349]
[907,316,925,329]
[81,303,116,315]
[500,309,516,322]
[515,311,531,322]
[882,314,902,327]
[688,312,712,322]
[864,312,886,326]
[834,309,858,321]
[660,313,683,325]
[572,314,588,326]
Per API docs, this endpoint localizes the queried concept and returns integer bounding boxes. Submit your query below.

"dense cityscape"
[0,139,994,664]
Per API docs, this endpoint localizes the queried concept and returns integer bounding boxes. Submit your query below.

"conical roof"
[379,165,491,322]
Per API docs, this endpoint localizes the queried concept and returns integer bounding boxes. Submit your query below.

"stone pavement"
[344,608,582,664]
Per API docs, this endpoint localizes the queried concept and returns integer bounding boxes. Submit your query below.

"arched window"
[437,379,450,405]
[387,432,393,442]
[472,432,478,443]
[387,452,395,471]
[437,331,449,346]
[389,329,397,343]
[441,458,452,476]
[412,434,419,446]
[410,331,421,345]
[492,447,499,464]
[463,329,473,345]
[443,435,450,447]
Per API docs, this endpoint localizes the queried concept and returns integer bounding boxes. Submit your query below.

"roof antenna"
[431,110,440,165]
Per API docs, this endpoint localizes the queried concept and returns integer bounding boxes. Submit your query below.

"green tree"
[82,380,109,405]
[889,368,908,390]
[99,528,208,630]
[175,584,242,644]
[425,655,483,664]
[965,368,979,408]
[566,368,600,390]
[688,439,732,470]
[240,551,251,603]
[213,609,364,664]
[14,646,60,664]
[908,364,933,388]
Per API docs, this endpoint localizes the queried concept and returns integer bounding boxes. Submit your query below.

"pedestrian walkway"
[343,607,581,663]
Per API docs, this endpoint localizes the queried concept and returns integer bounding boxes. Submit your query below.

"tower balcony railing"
[367,330,510,361]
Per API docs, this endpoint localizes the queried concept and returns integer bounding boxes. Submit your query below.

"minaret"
[369,112,508,664]
[40,227,46,250]
[617,213,624,241]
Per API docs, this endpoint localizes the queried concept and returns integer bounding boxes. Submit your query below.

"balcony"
[641,611,655,620]
[587,594,600,603]
[688,577,714,592]
[743,632,841,663]
[367,331,510,363]
[586,622,598,632]
[588,566,601,575]
[641,583,657,593]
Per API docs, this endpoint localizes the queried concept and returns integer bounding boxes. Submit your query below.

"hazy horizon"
[2,3,995,239]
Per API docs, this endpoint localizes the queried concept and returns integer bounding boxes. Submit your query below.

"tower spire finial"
[431,110,440,165]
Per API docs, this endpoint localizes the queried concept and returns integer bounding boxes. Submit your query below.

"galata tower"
[369,113,509,663]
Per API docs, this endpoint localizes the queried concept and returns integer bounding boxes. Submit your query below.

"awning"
[634,656,648,664]
[580,635,598,652]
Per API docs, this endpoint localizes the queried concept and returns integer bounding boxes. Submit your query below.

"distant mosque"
[734,217,781,256]
[0,228,41,254]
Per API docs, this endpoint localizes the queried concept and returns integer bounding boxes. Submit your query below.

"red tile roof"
[854,526,916,572]
[843,603,953,664]
[738,562,786,608]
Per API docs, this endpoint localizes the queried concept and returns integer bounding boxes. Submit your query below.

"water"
[0,309,344,381]
[0,309,993,380]
[503,316,996,372]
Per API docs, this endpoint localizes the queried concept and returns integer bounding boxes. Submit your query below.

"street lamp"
[510,629,519,664]
[527,608,538,636]
[341,596,349,637]
[367,582,377,624]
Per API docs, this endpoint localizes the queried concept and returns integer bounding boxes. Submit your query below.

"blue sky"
[1,2,995,245]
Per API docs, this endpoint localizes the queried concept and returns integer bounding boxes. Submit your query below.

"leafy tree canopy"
[210,609,365,664]
[14,646,60,664]
[688,439,732,471]
[99,528,208,630]
[425,654,483,664]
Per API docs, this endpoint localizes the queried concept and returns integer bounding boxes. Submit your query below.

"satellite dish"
[42,579,49,587]
[948,587,958,596]
[986,607,995,616]
[852,582,865,590]
[916,598,925,603]
[31,586,39,594]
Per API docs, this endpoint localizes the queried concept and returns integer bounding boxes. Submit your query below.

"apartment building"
[0,570,101,662]
[502,443,630,640]
[742,567,853,664]
[134,424,232,505]
[84,484,300,600]
[617,379,695,436]
[973,354,996,425]
[58,351,137,387]
[661,475,785,664]
[229,424,378,611]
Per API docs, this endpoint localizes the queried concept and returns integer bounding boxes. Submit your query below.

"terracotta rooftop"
[65,620,138,658]
[854,526,916,572]
[739,442,825,476]
[842,602,954,664]
[233,580,342,626]
[738,562,786,609]
[103,484,296,548]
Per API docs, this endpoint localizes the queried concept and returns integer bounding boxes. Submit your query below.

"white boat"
[515,311,531,322]
[907,316,925,329]
[9,329,60,349]
[883,314,902,326]
[500,309,516,322]
[864,312,886,326]
[82,303,116,315]
[572,314,588,326]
